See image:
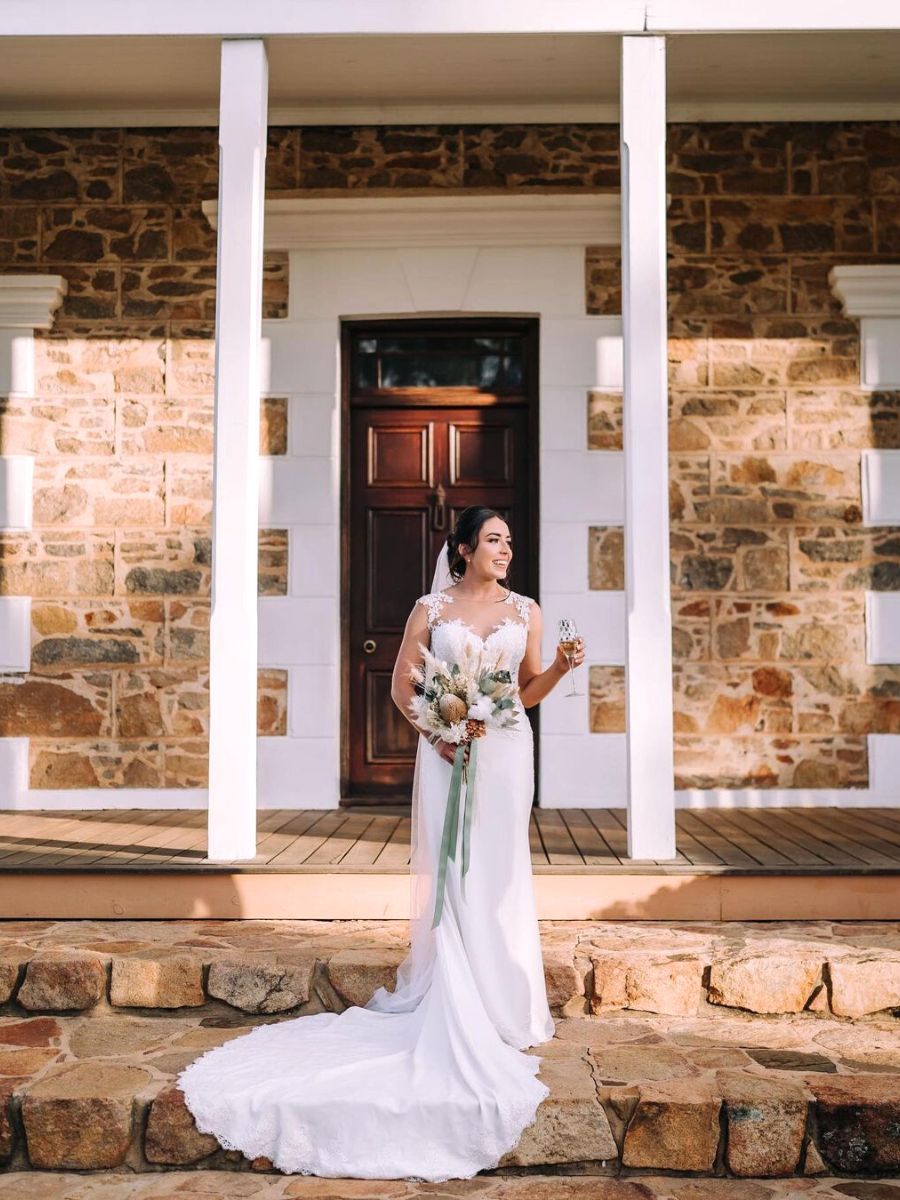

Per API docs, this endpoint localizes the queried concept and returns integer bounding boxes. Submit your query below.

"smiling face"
[461,515,513,582]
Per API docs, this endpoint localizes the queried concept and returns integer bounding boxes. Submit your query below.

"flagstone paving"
[0,919,897,1182]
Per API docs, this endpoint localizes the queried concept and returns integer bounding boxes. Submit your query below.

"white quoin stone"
[830,265,900,388]
[0,275,66,397]
[619,34,677,860]
[0,456,34,530]
[0,598,31,673]
[207,38,269,862]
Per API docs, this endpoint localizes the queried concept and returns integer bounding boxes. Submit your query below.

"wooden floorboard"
[0,807,899,876]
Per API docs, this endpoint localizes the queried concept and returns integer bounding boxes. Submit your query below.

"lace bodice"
[416,588,533,676]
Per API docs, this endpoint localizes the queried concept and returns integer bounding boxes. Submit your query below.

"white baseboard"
[3,733,899,811]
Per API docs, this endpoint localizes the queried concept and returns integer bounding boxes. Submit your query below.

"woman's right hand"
[433,739,459,765]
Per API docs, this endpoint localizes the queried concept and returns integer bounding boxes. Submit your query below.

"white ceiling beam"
[3,0,900,37]
[0,0,647,37]
[647,0,900,31]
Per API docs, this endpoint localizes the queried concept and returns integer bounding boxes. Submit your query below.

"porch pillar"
[619,35,677,859]
[207,38,268,861]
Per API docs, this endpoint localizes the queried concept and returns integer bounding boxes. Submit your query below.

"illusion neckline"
[430,615,527,645]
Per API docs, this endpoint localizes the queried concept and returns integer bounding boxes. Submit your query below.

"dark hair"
[446,507,511,584]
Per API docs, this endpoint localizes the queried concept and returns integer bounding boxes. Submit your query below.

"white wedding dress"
[178,583,555,1182]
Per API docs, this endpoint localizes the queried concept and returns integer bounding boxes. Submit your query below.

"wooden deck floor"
[1,807,898,920]
[1,805,899,873]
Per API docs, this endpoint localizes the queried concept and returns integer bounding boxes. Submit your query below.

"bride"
[177,505,587,1181]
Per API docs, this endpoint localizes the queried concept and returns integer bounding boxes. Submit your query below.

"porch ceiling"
[0,30,899,126]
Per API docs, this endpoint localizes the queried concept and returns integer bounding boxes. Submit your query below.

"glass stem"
[567,655,576,695]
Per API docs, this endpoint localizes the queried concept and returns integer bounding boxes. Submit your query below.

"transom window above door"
[349,327,529,395]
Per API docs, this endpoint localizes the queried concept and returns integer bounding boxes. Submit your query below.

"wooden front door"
[342,318,538,802]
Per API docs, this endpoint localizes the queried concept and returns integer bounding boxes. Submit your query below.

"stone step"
[1,1001,899,1178]
[2,1171,896,1199]
[2,918,900,1021]
[4,1172,900,1200]
[2,918,899,1181]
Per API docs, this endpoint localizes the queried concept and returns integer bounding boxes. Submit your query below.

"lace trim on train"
[177,1017,550,1183]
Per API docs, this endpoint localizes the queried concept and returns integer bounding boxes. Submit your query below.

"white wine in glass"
[557,617,583,696]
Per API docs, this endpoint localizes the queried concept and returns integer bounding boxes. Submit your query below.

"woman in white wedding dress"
[177,506,586,1181]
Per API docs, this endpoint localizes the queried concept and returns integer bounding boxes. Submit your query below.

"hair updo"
[446,506,510,584]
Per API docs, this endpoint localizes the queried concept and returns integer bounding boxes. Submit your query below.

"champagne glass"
[557,617,583,696]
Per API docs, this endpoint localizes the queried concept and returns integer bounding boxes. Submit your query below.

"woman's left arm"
[517,601,586,709]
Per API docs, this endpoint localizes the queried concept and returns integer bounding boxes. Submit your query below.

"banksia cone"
[465,719,487,740]
[439,694,467,723]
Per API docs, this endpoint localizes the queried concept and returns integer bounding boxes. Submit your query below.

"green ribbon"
[431,738,479,928]
[460,737,478,901]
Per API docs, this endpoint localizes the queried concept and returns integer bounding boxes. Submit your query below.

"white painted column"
[620,35,676,859]
[208,39,268,860]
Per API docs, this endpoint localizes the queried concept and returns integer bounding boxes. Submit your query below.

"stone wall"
[1,122,898,790]
[589,122,900,790]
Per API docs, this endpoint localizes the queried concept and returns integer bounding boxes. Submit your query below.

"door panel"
[449,421,514,485]
[344,320,538,801]
[368,423,433,487]
[367,508,430,630]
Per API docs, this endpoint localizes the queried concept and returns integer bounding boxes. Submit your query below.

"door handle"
[431,483,447,532]
[363,639,377,654]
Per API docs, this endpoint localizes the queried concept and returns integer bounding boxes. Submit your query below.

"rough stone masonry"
[1,122,899,789]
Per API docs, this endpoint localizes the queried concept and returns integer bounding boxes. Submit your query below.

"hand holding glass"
[557,617,583,696]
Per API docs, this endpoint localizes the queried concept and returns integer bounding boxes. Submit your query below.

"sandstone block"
[622,1079,721,1172]
[717,1069,810,1177]
[0,1081,15,1162]
[21,1062,149,1168]
[144,1084,220,1164]
[808,1072,900,1173]
[543,948,586,1010]
[708,950,821,1013]
[110,956,204,1009]
[18,955,105,1011]
[828,954,900,1017]
[591,951,703,1016]
[327,948,406,1008]
[500,1055,617,1167]
[0,961,19,1003]
[207,957,314,1014]
[0,1017,60,1047]
[593,1045,698,1084]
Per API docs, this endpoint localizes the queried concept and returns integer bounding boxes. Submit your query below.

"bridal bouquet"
[408,642,520,928]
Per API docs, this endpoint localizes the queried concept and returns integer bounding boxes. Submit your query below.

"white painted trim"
[647,0,900,30]
[869,733,900,800]
[0,598,31,674]
[0,275,66,398]
[0,456,34,531]
[675,788,895,808]
[829,266,900,318]
[0,275,67,329]
[0,738,29,803]
[207,39,269,862]
[5,730,897,810]
[620,34,676,860]
[204,194,621,251]
[0,1,647,36]
[3,0,899,36]
[861,449,900,526]
[829,267,900,389]
[865,591,900,664]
